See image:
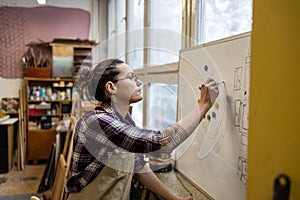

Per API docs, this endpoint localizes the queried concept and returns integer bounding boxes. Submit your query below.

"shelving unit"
[49,39,95,78]
[73,46,93,76]
[24,77,74,162]
[22,39,95,163]
[24,39,96,79]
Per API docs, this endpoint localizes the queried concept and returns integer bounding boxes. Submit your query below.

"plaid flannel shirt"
[66,103,188,193]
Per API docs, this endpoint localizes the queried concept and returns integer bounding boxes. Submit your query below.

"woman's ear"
[105,81,117,95]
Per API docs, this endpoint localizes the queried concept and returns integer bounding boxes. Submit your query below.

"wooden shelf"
[28,99,71,103]
[74,52,92,56]
[29,114,60,117]
[25,78,74,162]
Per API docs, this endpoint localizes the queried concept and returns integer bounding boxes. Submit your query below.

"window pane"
[108,0,115,58]
[149,0,182,65]
[131,100,143,128]
[116,0,126,61]
[199,0,252,43]
[147,83,178,130]
[127,0,144,69]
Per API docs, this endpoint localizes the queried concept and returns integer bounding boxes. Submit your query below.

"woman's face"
[113,63,143,104]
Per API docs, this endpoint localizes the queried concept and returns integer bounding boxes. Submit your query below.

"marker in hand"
[198,80,224,90]
[216,80,225,86]
[198,80,223,105]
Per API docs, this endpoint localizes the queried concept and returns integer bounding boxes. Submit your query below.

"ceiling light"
[36,0,47,5]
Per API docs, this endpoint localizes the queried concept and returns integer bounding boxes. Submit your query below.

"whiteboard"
[175,32,250,200]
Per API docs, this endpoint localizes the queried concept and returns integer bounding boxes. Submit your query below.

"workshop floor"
[0,164,45,196]
[0,164,209,200]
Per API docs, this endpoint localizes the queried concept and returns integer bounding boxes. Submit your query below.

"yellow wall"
[248,1,300,199]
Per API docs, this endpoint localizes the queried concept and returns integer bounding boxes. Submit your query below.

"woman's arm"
[135,165,193,200]
[89,78,219,153]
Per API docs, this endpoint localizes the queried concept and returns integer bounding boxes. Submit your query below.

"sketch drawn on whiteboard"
[234,99,248,134]
[193,57,227,159]
[235,49,250,185]
[241,133,248,146]
[235,52,250,134]
[244,54,251,97]
[237,156,247,185]
[234,67,243,91]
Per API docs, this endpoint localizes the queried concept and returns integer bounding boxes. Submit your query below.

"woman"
[66,58,219,200]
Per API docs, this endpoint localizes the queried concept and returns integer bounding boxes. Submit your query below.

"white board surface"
[175,32,250,200]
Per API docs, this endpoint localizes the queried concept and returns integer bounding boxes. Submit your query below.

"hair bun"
[77,66,91,80]
[74,66,93,100]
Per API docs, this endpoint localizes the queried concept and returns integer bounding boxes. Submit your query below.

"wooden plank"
[51,154,67,200]
[18,88,26,170]
[7,124,14,171]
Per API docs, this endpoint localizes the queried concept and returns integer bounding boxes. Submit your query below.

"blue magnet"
[204,65,208,71]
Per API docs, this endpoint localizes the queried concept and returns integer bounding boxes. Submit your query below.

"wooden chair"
[31,118,76,200]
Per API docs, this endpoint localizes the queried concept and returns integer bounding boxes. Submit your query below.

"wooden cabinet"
[49,39,95,78]
[51,43,93,77]
[73,45,93,75]
[25,78,74,162]
[24,39,95,79]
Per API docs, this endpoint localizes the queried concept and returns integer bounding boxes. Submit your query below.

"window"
[147,83,178,130]
[116,0,126,61]
[148,0,182,65]
[107,0,183,66]
[131,100,143,128]
[197,0,252,43]
[107,0,116,58]
[107,0,126,60]
[127,0,144,69]
[101,0,252,130]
